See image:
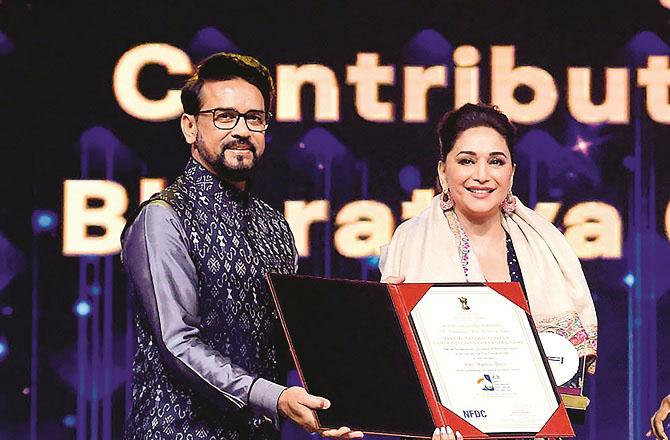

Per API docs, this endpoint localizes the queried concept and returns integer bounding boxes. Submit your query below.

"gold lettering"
[568,67,629,124]
[401,189,435,220]
[63,180,129,256]
[113,43,192,121]
[284,200,330,257]
[334,201,394,257]
[563,202,622,259]
[637,55,670,123]
[346,53,395,122]
[491,46,558,124]
[454,45,481,108]
[534,202,562,223]
[403,66,447,122]
[276,65,340,122]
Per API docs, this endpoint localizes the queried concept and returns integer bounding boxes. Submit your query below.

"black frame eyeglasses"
[197,108,272,132]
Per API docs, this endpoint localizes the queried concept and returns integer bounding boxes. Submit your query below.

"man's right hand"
[648,394,670,439]
[277,386,363,439]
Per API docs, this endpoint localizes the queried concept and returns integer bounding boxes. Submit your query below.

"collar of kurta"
[183,156,251,207]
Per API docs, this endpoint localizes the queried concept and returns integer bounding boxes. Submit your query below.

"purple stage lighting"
[62,414,76,428]
[0,30,14,56]
[0,233,27,291]
[32,210,58,233]
[548,187,564,198]
[189,27,240,62]
[622,31,670,66]
[623,155,636,172]
[0,337,8,361]
[404,29,453,65]
[78,126,138,174]
[363,255,380,269]
[572,136,593,156]
[289,128,354,180]
[623,273,635,288]
[398,165,421,194]
[74,300,92,317]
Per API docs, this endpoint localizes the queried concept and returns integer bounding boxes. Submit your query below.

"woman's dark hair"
[181,52,275,115]
[436,103,516,161]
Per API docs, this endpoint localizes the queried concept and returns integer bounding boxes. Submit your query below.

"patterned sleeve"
[122,201,285,424]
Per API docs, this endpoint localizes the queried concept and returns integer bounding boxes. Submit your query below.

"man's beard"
[195,133,260,183]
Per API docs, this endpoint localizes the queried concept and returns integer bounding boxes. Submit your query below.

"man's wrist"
[249,378,287,429]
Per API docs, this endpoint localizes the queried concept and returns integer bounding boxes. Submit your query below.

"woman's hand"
[432,425,463,440]
[382,275,405,284]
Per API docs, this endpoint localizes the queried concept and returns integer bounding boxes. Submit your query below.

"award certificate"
[410,285,558,434]
[267,274,573,439]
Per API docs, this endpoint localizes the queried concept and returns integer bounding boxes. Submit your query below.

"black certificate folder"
[266,273,435,438]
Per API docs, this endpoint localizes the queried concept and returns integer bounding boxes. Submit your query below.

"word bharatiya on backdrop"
[63,179,633,262]
[61,42,670,258]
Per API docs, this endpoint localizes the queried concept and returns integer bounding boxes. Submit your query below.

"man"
[649,394,670,440]
[121,53,361,440]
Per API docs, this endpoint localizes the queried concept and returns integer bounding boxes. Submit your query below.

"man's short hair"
[181,53,275,115]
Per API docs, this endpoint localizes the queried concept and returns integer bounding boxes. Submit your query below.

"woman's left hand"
[382,275,405,284]
[432,426,463,440]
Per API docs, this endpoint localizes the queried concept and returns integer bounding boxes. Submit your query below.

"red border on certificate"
[390,282,574,439]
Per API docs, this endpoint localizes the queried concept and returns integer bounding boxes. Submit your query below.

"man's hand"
[278,387,364,439]
[648,394,670,439]
[382,275,405,284]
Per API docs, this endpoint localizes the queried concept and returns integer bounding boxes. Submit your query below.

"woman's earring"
[440,188,454,211]
[501,192,516,215]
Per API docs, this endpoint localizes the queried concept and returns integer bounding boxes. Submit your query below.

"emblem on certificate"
[458,296,470,310]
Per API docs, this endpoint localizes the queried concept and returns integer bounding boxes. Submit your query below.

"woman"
[380,103,597,440]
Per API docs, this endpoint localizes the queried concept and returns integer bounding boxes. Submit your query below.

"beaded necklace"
[444,210,473,281]
[444,209,515,283]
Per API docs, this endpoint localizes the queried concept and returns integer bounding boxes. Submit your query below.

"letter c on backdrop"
[113,43,193,121]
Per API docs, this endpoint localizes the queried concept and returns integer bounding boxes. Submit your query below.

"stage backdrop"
[1,1,669,439]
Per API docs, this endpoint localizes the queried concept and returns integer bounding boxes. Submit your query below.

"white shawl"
[380,195,597,372]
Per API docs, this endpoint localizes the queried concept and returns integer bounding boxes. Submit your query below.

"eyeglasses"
[197,108,271,132]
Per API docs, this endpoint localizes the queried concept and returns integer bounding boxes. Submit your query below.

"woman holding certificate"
[380,103,597,439]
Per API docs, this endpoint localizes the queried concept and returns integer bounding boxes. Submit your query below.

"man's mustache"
[223,139,256,153]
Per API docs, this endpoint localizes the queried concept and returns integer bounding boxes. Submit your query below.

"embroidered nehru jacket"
[121,158,298,439]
